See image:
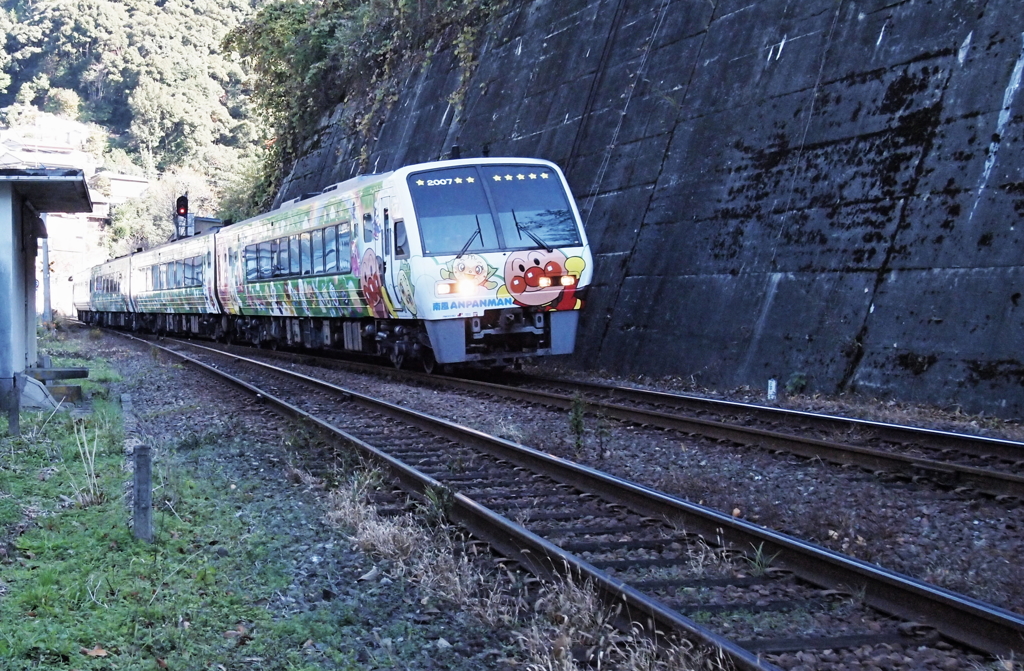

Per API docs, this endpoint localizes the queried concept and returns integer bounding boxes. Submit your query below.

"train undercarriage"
[76,307,574,372]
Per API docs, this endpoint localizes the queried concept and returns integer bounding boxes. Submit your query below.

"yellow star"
[529,173,537,179]
[504,174,513,181]
[466,177,475,183]
[455,177,463,184]
[541,173,549,179]
[416,180,425,186]
[517,174,525,180]
[492,175,502,181]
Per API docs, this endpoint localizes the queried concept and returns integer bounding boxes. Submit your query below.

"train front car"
[393,158,592,368]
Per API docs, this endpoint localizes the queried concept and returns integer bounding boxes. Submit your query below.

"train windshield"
[408,164,582,256]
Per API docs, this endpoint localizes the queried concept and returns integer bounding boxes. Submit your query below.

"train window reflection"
[363,213,374,243]
[324,226,338,273]
[479,166,581,251]
[407,168,497,255]
[300,233,312,275]
[289,236,301,275]
[274,240,288,277]
[245,245,258,281]
[394,220,409,258]
[338,225,351,273]
[258,242,273,279]
[311,229,325,274]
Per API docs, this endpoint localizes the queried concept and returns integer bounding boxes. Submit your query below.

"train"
[73,157,593,372]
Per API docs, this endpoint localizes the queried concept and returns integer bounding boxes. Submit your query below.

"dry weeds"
[324,467,730,671]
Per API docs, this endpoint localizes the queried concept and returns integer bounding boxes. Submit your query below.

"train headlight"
[560,275,576,287]
[457,279,478,296]
[537,276,552,288]
[436,282,454,296]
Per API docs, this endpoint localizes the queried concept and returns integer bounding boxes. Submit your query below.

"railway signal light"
[175,195,188,217]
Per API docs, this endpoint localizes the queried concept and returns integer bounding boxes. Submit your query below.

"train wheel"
[390,350,405,370]
[421,350,437,375]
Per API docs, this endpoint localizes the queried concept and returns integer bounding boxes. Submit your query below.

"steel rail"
[178,341,1024,497]
[155,336,1024,659]
[503,372,1024,463]
[125,334,777,670]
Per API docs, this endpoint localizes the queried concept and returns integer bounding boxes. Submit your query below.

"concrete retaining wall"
[279,0,1024,417]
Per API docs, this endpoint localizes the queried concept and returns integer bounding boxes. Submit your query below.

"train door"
[359,192,387,318]
[377,192,404,316]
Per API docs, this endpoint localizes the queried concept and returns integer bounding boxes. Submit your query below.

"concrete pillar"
[0,183,16,413]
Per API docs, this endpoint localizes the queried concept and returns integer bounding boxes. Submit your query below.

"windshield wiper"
[512,210,552,252]
[457,216,484,258]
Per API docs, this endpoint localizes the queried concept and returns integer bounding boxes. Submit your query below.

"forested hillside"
[0,0,265,251]
[0,0,505,253]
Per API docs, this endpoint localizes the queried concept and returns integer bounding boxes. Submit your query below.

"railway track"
[180,340,1024,501]
[122,333,1024,669]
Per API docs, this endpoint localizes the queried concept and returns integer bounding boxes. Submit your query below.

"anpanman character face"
[360,248,385,316]
[503,249,569,307]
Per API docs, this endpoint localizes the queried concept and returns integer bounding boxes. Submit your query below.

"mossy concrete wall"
[279,0,1024,417]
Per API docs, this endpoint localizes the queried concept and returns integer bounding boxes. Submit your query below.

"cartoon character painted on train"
[499,248,586,311]
[360,248,399,318]
[438,254,498,294]
[397,261,416,316]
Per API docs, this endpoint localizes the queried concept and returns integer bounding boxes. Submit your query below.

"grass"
[0,406,283,669]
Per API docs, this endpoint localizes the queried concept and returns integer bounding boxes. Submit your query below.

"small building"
[0,168,92,414]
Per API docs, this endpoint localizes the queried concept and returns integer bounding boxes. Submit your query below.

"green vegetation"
[0,0,508,249]
[0,406,282,669]
[0,0,266,252]
[223,0,508,210]
[569,392,586,456]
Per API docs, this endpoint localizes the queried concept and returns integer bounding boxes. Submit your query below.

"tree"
[44,87,81,117]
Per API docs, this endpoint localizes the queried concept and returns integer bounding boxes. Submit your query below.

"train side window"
[274,238,288,277]
[194,256,204,285]
[300,233,312,275]
[394,219,409,259]
[258,241,273,279]
[245,244,259,281]
[363,212,374,243]
[159,264,168,290]
[184,258,196,286]
[289,236,300,275]
[324,226,338,273]
[383,209,391,256]
[338,224,351,273]
[311,228,325,275]
[175,261,185,288]
[151,266,158,291]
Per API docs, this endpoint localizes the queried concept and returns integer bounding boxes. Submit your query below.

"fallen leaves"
[80,645,108,657]
[223,623,252,646]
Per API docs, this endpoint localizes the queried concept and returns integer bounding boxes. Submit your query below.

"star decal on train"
[416,179,425,185]
[455,177,463,184]
[466,177,475,183]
